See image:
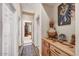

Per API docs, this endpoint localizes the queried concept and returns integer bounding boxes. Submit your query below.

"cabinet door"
[42,39,50,56]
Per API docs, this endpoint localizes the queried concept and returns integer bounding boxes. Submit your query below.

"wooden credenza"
[42,38,75,56]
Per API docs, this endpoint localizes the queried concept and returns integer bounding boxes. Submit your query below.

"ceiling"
[21,3,40,12]
[42,3,60,7]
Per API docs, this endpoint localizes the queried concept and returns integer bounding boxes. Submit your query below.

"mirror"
[24,22,32,37]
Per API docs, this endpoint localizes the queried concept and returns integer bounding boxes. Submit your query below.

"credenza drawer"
[50,45,69,56]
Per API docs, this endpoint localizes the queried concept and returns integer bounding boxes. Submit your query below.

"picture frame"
[58,3,75,26]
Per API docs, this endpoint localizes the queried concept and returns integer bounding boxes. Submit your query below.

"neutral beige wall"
[41,5,50,37]
[42,4,54,19]
[75,3,79,56]
[52,4,75,42]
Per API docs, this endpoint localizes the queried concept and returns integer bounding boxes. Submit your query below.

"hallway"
[0,3,41,56]
[0,3,78,56]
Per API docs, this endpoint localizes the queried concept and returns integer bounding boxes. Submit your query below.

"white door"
[2,4,17,56]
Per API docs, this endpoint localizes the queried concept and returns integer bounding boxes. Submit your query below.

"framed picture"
[58,3,75,26]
